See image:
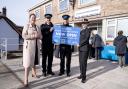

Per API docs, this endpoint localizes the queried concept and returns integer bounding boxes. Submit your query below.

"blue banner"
[52,25,80,45]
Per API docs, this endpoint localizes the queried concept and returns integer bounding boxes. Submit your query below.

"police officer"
[41,14,55,76]
[78,19,91,83]
[59,15,72,77]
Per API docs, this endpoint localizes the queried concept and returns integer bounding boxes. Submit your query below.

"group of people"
[22,13,78,87]
[88,29,104,60]
[22,12,127,87]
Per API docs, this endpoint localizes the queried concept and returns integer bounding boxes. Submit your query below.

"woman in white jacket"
[22,13,42,87]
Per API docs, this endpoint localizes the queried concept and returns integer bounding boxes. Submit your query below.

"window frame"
[44,2,52,14]
[106,19,117,41]
[117,17,128,37]
[58,0,70,13]
[78,0,96,7]
[34,8,41,19]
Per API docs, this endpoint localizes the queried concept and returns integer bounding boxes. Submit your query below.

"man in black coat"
[113,31,127,67]
[92,30,104,60]
[78,19,91,83]
[41,14,55,76]
[59,15,72,77]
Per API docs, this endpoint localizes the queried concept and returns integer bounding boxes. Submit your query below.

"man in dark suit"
[41,14,55,76]
[59,15,72,77]
[78,19,91,83]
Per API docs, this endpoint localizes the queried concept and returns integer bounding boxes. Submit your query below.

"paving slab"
[0,54,128,89]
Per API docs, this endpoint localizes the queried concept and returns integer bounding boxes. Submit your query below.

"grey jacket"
[113,35,127,55]
[92,34,103,48]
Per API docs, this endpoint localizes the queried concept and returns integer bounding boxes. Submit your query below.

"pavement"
[1,53,128,89]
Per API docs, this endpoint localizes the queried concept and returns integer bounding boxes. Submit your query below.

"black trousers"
[60,46,71,74]
[88,44,95,59]
[34,40,38,65]
[54,45,60,58]
[79,51,89,79]
[95,47,102,60]
[42,49,53,73]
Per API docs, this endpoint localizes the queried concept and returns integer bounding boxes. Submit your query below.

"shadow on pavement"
[19,60,118,89]
[37,77,80,89]
[1,57,118,89]
[0,61,24,87]
[87,60,118,80]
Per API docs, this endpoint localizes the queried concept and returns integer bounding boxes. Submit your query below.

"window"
[117,18,128,36]
[106,19,117,40]
[106,17,128,41]
[79,0,96,5]
[59,0,69,12]
[35,9,40,19]
[45,4,52,14]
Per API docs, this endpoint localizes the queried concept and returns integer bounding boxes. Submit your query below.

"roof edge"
[0,16,23,36]
[28,0,52,12]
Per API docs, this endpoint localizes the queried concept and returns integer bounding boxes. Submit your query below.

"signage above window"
[75,5,101,18]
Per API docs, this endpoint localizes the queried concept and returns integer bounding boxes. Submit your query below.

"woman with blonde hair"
[22,13,42,87]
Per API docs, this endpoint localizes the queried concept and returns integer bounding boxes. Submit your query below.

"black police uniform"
[41,14,54,76]
[78,26,91,83]
[59,15,72,76]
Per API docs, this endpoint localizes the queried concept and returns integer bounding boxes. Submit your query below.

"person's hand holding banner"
[50,27,54,32]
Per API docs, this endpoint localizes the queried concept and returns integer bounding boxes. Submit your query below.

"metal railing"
[0,38,23,60]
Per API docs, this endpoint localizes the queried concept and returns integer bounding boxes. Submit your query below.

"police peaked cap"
[44,14,52,19]
[62,15,70,20]
[83,18,89,23]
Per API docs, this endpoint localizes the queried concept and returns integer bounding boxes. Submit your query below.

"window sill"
[58,9,70,14]
[77,2,97,9]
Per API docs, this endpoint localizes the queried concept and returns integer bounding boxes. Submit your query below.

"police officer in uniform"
[78,19,91,83]
[41,14,55,76]
[59,15,72,77]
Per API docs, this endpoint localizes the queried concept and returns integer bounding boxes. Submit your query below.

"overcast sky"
[0,0,43,26]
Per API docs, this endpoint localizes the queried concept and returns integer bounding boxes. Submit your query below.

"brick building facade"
[29,0,128,44]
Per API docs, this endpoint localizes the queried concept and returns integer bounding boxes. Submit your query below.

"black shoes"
[77,75,82,79]
[47,72,55,75]
[58,72,64,76]
[78,75,86,83]
[58,72,71,77]
[42,72,47,77]
[67,73,71,77]
[81,78,86,83]
[43,71,55,76]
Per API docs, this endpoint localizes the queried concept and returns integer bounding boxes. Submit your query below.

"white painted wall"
[102,19,107,43]
[0,18,19,51]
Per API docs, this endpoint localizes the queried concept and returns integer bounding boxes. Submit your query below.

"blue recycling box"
[100,46,118,61]
[125,52,128,64]
[100,45,128,64]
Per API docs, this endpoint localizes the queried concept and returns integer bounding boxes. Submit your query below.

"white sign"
[75,5,101,18]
